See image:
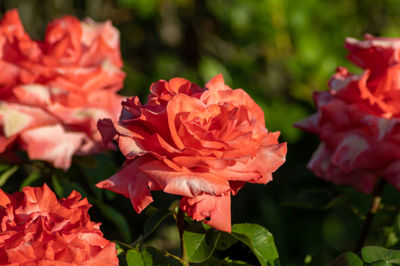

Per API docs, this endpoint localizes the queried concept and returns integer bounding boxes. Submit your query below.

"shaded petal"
[168,77,192,94]
[97,119,118,145]
[212,142,286,184]
[180,192,231,232]
[293,113,319,134]
[139,160,230,197]
[331,135,369,172]
[118,136,146,159]
[166,94,206,149]
[172,156,235,170]
[20,125,84,169]
[345,34,400,70]
[96,158,154,213]
[308,142,377,193]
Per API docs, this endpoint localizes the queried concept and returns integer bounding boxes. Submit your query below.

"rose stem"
[354,179,386,253]
[177,208,189,266]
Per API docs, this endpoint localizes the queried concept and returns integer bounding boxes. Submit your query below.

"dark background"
[2,0,400,265]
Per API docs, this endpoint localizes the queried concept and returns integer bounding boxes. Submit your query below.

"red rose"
[0,184,118,265]
[0,9,125,169]
[97,74,287,232]
[295,34,400,193]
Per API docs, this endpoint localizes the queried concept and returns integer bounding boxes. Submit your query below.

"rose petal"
[180,192,231,232]
[96,158,154,213]
[20,125,84,170]
[139,160,230,197]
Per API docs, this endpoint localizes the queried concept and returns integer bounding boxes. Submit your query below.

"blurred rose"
[0,184,118,265]
[97,74,286,232]
[0,9,125,169]
[295,34,400,193]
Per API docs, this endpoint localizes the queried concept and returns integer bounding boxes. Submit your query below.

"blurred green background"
[2,0,400,265]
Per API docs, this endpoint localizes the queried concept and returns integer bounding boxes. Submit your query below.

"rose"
[0,9,124,169]
[295,34,400,193]
[0,184,118,265]
[97,74,287,232]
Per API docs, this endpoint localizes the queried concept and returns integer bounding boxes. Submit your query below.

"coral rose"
[0,184,118,265]
[295,34,400,193]
[97,74,287,232]
[0,9,124,169]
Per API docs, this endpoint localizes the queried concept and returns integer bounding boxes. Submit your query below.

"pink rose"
[0,184,118,265]
[97,74,286,232]
[295,34,400,193]
[0,9,125,169]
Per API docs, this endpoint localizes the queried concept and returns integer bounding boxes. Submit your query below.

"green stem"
[163,249,185,263]
[113,240,133,249]
[130,234,143,246]
[354,179,386,253]
[177,208,189,266]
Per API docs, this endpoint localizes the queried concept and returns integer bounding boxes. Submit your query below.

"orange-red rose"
[0,9,124,169]
[0,184,118,265]
[97,74,287,232]
[295,34,400,193]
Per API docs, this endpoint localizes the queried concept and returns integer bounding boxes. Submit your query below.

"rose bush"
[97,74,287,232]
[295,34,400,193]
[0,9,124,169]
[0,184,118,265]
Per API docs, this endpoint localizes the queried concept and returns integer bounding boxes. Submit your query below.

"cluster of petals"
[0,184,118,265]
[295,34,400,193]
[0,9,125,169]
[97,74,287,232]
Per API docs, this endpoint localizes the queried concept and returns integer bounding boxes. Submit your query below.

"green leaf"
[168,200,180,214]
[20,171,41,190]
[394,214,400,242]
[115,243,125,256]
[383,226,399,248]
[196,256,222,266]
[362,246,400,264]
[51,175,84,198]
[231,223,279,266]
[126,249,144,266]
[329,252,363,266]
[141,247,180,266]
[216,231,239,251]
[0,165,18,187]
[51,175,64,197]
[94,200,132,243]
[200,256,254,265]
[371,261,394,266]
[141,247,165,265]
[223,258,255,265]
[144,208,172,238]
[183,225,220,263]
